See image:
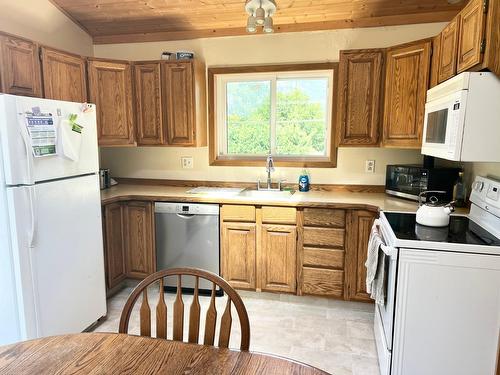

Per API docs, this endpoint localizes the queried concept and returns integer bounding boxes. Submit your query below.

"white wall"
[0,0,93,56]
[94,23,452,185]
[96,23,454,185]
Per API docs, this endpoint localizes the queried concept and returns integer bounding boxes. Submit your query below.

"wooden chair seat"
[118,268,251,350]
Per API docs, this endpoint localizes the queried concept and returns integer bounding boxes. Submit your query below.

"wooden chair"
[118,268,251,351]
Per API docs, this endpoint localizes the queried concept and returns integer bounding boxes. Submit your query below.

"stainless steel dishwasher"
[155,202,220,294]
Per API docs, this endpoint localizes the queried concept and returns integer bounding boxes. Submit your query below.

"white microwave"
[422,72,500,162]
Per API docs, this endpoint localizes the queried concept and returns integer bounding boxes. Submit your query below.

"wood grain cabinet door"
[124,201,155,279]
[40,47,87,102]
[382,40,431,149]
[221,222,256,290]
[457,0,485,73]
[429,34,442,88]
[88,59,135,146]
[134,63,164,145]
[438,18,460,83]
[0,34,42,97]
[345,210,377,302]
[104,203,127,289]
[337,49,383,146]
[261,224,297,293]
[162,62,195,146]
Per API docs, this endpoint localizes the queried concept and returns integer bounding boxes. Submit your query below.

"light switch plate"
[181,156,193,169]
[365,160,375,173]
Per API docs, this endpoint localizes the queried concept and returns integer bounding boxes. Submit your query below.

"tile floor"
[93,285,380,375]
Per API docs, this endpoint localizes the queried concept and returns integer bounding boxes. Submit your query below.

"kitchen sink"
[238,189,295,199]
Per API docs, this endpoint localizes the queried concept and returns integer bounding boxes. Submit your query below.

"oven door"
[376,221,399,350]
[421,90,467,161]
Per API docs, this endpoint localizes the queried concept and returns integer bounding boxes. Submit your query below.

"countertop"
[100,183,441,213]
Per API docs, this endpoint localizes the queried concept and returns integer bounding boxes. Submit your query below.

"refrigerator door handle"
[18,114,34,184]
[28,188,37,248]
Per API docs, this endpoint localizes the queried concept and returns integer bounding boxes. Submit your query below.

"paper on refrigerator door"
[24,113,58,158]
[60,115,83,161]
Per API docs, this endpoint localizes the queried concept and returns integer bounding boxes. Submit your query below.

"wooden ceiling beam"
[92,10,458,44]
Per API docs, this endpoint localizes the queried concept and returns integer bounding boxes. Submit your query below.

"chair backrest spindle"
[204,282,218,346]
[140,289,151,337]
[188,276,201,344]
[173,275,184,341]
[218,299,232,348]
[156,278,167,339]
[119,268,250,351]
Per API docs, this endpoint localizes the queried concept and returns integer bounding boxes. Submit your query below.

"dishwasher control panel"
[155,202,220,215]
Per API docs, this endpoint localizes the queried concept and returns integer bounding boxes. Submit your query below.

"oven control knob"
[473,181,484,192]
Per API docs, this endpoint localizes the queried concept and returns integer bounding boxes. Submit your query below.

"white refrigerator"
[0,94,106,345]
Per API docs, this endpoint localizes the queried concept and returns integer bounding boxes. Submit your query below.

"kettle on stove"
[416,190,455,227]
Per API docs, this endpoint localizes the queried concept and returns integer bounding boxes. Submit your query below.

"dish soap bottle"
[453,171,467,207]
[299,170,310,192]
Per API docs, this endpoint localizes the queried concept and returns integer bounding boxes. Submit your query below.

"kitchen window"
[208,64,338,167]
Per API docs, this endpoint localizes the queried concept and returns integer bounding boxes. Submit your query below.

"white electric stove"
[374,176,500,375]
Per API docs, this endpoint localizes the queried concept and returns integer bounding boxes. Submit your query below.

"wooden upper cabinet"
[0,34,42,97]
[162,60,207,147]
[104,202,127,289]
[438,18,460,83]
[40,47,87,102]
[221,222,256,290]
[382,40,431,148]
[345,210,377,302]
[162,62,195,146]
[260,224,297,293]
[134,62,164,145]
[429,34,442,88]
[88,59,135,146]
[337,49,383,146]
[124,201,155,279]
[457,0,486,73]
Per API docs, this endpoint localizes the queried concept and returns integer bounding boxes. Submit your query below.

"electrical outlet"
[365,160,375,173]
[181,156,193,169]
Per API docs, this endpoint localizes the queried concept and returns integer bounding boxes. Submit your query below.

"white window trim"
[214,70,334,161]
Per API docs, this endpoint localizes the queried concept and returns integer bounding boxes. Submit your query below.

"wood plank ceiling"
[49,0,465,44]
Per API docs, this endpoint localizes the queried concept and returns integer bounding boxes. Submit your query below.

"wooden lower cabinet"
[260,225,296,293]
[221,205,297,293]
[298,208,347,299]
[124,201,155,279]
[221,222,256,290]
[345,210,378,302]
[302,268,344,297]
[103,203,127,289]
[103,201,155,289]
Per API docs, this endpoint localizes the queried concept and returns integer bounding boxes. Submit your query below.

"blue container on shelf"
[299,171,310,192]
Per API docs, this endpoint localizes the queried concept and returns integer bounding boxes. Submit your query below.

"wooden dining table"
[0,333,330,374]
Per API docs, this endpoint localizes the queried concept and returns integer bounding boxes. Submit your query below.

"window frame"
[208,63,339,168]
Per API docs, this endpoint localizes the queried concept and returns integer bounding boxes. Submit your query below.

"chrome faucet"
[265,154,275,189]
[257,154,284,191]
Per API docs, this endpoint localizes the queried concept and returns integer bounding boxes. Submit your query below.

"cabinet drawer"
[303,208,345,227]
[303,227,345,247]
[262,206,296,224]
[221,205,255,222]
[302,267,344,297]
[303,247,344,269]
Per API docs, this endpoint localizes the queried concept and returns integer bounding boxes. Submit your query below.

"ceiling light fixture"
[245,0,277,34]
